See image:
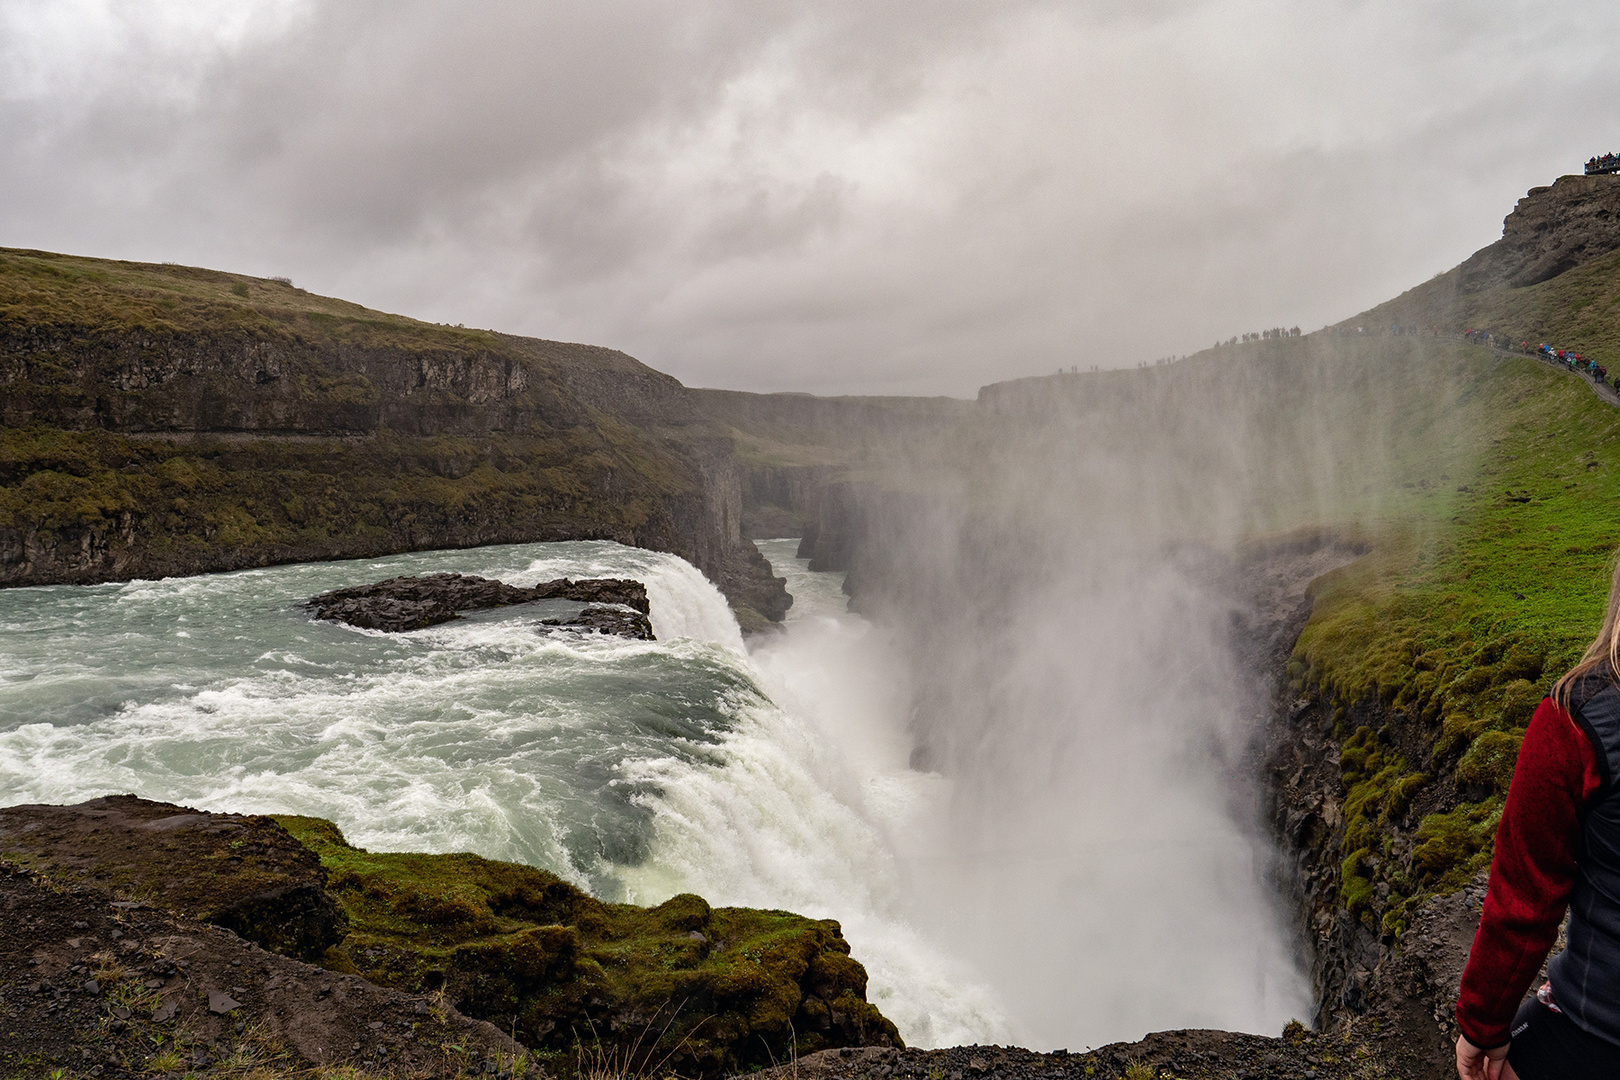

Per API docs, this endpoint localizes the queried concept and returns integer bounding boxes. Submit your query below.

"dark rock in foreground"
[305,572,650,633]
[0,862,524,1078]
[538,604,654,639]
[0,796,899,1079]
[765,1026,1405,1080]
[0,794,345,961]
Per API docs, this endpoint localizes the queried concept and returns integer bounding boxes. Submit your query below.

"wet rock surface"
[762,1027,1406,1080]
[1266,687,1488,1079]
[0,862,527,1078]
[537,605,654,639]
[0,795,345,962]
[305,572,650,633]
[1241,537,1474,1079]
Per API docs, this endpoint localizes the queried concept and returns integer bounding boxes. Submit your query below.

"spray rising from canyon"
[797,336,1492,1046]
[0,330,1501,1051]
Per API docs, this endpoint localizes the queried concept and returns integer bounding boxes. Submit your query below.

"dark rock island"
[305,571,653,638]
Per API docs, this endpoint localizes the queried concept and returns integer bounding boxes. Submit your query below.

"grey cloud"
[2,0,1618,394]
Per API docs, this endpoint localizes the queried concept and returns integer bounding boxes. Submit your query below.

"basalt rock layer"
[1457,173,1620,292]
[0,248,787,629]
[305,572,650,633]
[757,1027,1409,1080]
[538,605,655,639]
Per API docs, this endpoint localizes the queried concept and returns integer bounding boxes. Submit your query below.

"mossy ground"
[275,817,898,1079]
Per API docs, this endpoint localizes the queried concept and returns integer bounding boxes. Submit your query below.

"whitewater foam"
[0,535,1302,1049]
[0,538,1006,1046]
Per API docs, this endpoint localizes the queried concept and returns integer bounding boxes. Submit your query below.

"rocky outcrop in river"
[306,572,650,634]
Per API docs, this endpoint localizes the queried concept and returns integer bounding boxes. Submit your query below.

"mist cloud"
[3,0,1618,394]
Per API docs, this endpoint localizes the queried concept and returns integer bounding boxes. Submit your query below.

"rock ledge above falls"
[0,796,900,1079]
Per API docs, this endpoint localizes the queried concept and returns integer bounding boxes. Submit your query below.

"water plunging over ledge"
[0,537,1307,1049]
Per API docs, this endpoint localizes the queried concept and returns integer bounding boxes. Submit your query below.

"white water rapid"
[0,536,1311,1049]
[0,539,1008,1046]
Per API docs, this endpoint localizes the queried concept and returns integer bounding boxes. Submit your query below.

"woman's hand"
[1455,1034,1511,1080]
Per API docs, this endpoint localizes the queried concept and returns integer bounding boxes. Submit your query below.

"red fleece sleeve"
[1454,697,1604,1048]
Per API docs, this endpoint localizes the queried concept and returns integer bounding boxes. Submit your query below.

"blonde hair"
[1554,546,1620,705]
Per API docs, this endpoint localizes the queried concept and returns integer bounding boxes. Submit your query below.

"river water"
[0,538,1310,1049]
[0,539,1007,1047]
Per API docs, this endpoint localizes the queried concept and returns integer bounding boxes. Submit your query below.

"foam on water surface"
[0,538,1007,1046]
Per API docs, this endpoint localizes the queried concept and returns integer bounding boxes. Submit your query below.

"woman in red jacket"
[1455,562,1620,1079]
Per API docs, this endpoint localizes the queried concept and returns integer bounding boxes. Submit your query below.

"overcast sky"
[4,1,1618,395]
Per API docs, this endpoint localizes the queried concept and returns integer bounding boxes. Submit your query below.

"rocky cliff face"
[1456,173,1620,292]
[1265,687,1484,1078]
[1235,540,1480,1079]
[1345,172,1620,335]
[0,249,787,627]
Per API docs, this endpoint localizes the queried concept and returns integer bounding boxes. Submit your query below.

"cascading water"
[0,534,1312,1050]
[0,538,1008,1047]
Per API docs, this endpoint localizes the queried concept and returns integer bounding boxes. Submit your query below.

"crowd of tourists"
[1464,327,1614,388]
[1585,152,1620,175]
[1214,326,1302,347]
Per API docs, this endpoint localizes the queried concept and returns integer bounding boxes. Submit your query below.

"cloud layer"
[4,0,1618,394]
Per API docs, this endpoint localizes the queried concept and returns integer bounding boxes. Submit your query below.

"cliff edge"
[0,248,787,628]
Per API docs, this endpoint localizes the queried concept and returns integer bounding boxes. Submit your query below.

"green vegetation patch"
[0,424,692,585]
[275,816,899,1079]
[1288,343,1620,932]
[1361,245,1620,372]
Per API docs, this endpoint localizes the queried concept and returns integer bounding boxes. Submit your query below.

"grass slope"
[0,246,648,372]
[1269,220,1620,932]
[1350,247,1620,368]
[1284,347,1620,931]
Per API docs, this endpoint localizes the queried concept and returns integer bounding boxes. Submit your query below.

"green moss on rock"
[1411,798,1504,891]
[1456,730,1525,794]
[275,815,900,1078]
